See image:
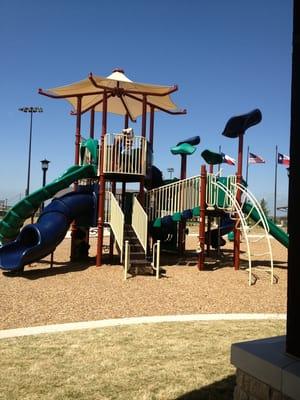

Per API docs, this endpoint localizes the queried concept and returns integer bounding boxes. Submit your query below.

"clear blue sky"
[0,0,292,214]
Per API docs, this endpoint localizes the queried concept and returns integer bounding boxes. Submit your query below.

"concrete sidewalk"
[0,313,286,339]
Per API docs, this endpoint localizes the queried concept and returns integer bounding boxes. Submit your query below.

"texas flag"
[248,152,265,164]
[221,153,236,165]
[278,153,290,167]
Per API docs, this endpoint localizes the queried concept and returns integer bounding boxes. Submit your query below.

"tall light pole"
[19,107,43,196]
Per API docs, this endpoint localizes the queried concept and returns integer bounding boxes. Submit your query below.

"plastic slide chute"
[243,202,288,248]
[152,207,233,249]
[0,164,96,243]
[0,191,96,272]
[80,138,98,165]
[208,215,234,248]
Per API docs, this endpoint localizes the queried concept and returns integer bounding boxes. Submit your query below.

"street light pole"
[19,107,43,196]
[167,167,174,180]
[40,159,50,211]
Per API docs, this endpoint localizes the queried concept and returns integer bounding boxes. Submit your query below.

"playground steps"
[123,225,153,275]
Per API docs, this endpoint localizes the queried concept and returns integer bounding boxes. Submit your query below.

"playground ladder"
[208,175,274,285]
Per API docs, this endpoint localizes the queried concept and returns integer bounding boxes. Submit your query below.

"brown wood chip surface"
[0,234,287,330]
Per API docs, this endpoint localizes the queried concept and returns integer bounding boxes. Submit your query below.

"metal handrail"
[132,196,148,254]
[145,175,200,220]
[109,192,125,263]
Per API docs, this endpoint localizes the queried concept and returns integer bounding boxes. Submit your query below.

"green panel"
[80,138,98,164]
[215,177,231,208]
[171,143,196,155]
[227,231,234,241]
[192,206,200,217]
[153,218,162,228]
[201,149,223,165]
[0,164,96,243]
[172,212,182,222]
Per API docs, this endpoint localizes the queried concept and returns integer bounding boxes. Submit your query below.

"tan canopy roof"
[39,69,185,121]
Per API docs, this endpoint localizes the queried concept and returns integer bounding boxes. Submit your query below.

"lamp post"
[40,159,50,211]
[19,107,43,196]
[167,167,174,180]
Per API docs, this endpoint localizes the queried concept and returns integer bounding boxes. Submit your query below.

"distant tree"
[259,198,270,218]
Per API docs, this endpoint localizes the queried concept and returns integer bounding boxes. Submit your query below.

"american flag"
[248,152,265,164]
[221,153,235,165]
[278,153,290,167]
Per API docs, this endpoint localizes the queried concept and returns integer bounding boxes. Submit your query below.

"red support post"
[70,96,82,260]
[124,113,129,129]
[96,91,107,267]
[122,113,128,211]
[178,154,187,255]
[139,95,147,205]
[198,165,207,270]
[233,134,244,270]
[180,154,187,181]
[206,217,211,256]
[89,108,95,139]
[149,106,155,150]
[74,97,82,165]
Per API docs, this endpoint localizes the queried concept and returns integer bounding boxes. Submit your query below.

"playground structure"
[0,70,289,284]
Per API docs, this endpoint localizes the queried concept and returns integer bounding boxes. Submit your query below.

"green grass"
[0,320,285,400]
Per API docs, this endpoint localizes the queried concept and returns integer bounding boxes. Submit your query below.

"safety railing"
[109,192,125,263]
[206,174,237,210]
[103,133,147,176]
[132,196,148,254]
[145,175,200,220]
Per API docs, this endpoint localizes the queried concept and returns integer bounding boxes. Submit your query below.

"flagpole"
[218,145,221,174]
[274,145,278,223]
[245,145,249,184]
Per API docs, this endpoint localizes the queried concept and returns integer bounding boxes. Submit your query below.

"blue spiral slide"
[0,192,95,272]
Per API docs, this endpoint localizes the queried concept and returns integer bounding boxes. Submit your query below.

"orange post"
[70,96,82,261]
[198,165,207,270]
[233,134,244,270]
[96,91,107,267]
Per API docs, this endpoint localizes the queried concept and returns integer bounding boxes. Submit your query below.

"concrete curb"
[0,313,286,339]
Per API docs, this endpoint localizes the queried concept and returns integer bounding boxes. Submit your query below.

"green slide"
[0,164,96,243]
[243,202,288,248]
